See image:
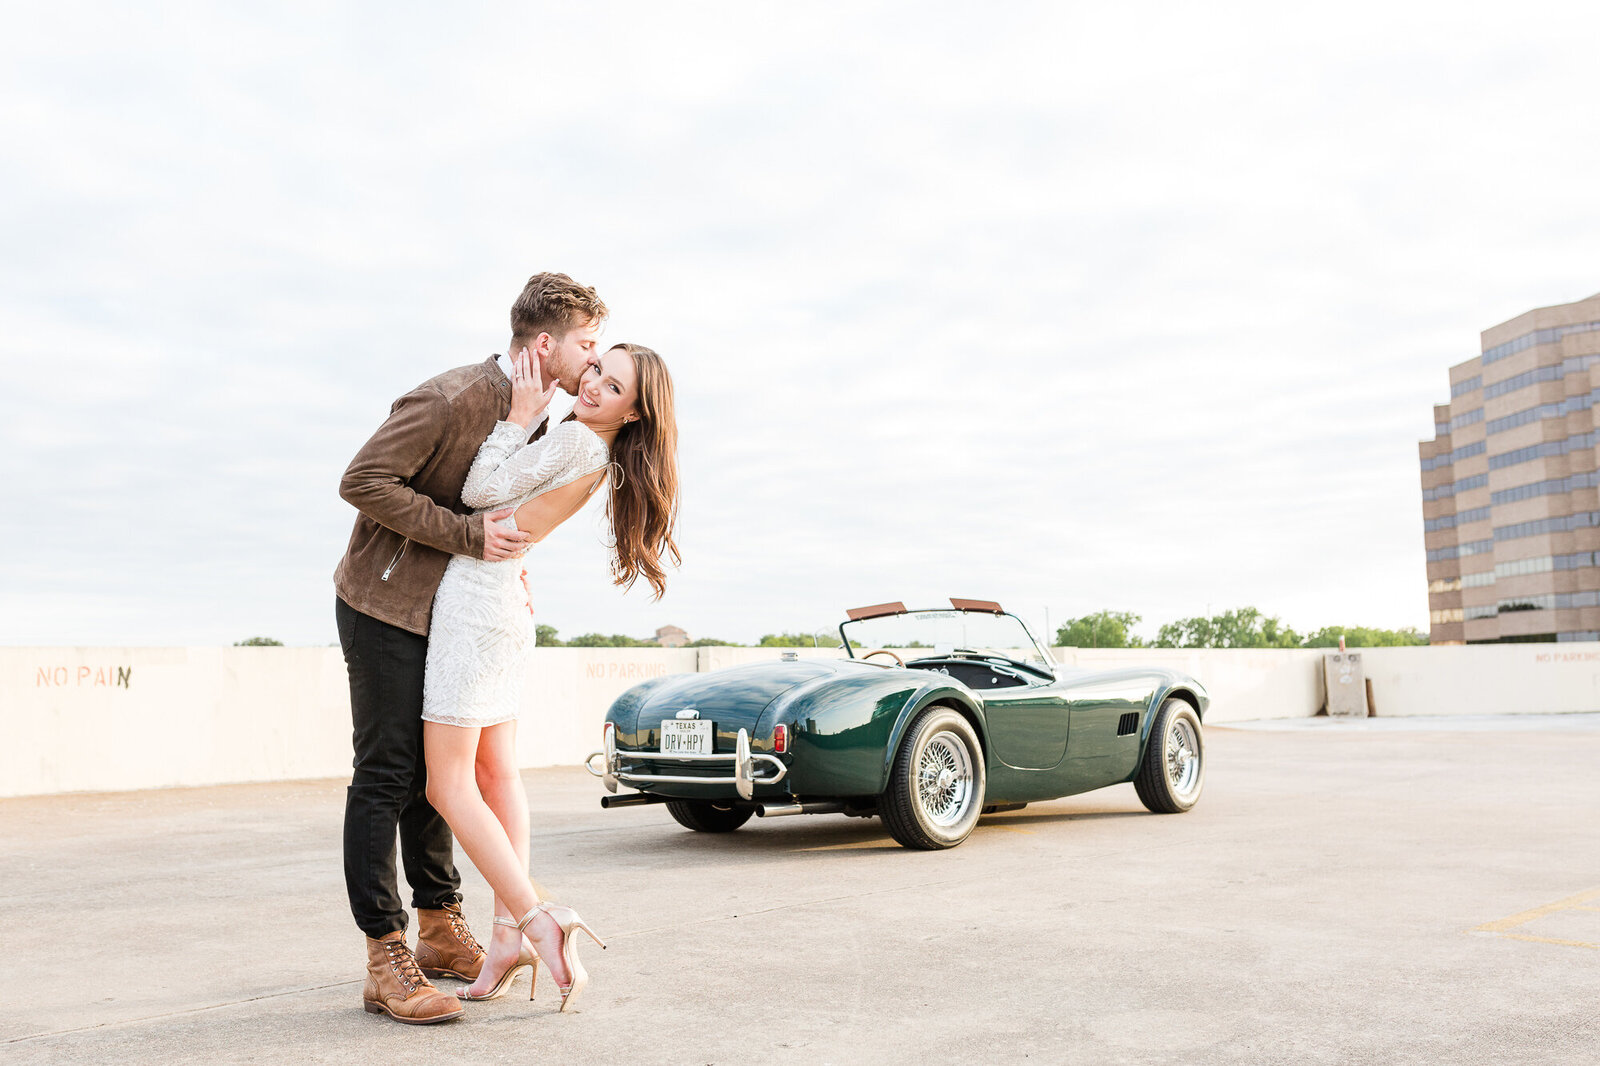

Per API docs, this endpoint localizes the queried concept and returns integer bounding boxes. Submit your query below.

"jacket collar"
[486,354,511,388]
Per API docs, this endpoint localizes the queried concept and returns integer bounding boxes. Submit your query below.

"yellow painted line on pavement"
[1468,886,1600,950]
[1495,933,1600,950]
[1472,887,1600,932]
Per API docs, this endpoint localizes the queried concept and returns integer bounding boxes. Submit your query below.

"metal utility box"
[1323,652,1367,718]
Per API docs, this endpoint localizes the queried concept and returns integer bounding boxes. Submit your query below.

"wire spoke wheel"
[882,706,986,849]
[1165,716,1201,799]
[915,734,974,826]
[1134,697,1205,814]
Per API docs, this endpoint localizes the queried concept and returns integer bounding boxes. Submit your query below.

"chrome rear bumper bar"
[584,727,787,801]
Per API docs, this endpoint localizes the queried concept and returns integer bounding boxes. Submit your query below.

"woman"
[421,341,679,1010]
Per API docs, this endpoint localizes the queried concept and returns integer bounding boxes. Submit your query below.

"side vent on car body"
[1117,712,1139,737]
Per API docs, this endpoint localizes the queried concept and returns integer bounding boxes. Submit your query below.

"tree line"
[1055,608,1427,649]
[240,610,1424,651]
[532,627,842,648]
[233,629,846,648]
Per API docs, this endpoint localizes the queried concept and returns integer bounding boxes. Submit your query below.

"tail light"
[603,722,615,746]
[773,724,788,753]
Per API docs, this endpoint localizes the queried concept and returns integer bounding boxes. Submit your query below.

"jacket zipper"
[381,540,408,581]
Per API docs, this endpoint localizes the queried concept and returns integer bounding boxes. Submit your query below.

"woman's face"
[573,348,639,429]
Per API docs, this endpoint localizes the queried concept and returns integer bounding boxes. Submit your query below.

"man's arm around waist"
[339,386,485,559]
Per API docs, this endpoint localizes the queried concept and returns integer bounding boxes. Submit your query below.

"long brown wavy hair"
[601,343,680,599]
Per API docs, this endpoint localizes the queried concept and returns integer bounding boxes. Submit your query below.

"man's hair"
[510,272,608,345]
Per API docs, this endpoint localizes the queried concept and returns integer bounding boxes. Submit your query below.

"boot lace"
[383,938,427,993]
[446,907,485,957]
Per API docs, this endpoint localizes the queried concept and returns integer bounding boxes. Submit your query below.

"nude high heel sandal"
[515,901,607,1012]
[455,916,537,1001]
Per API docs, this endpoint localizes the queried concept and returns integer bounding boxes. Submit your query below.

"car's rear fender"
[875,685,989,791]
[766,671,916,796]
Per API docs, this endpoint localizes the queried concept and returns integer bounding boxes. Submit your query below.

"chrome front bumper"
[584,727,788,801]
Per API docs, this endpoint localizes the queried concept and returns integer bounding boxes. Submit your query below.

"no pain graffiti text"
[36,665,133,689]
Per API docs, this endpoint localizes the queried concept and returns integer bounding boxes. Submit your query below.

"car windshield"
[840,610,1053,668]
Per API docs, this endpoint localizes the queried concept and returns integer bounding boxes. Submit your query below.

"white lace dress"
[421,419,610,728]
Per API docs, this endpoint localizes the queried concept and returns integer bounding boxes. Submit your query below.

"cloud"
[2,1,1598,647]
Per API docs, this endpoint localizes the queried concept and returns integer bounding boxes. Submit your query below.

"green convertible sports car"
[585,599,1209,849]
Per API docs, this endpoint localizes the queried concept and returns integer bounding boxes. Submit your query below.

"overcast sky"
[3,1,1598,647]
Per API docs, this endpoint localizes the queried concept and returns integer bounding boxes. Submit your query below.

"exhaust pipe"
[599,793,668,809]
[756,801,848,818]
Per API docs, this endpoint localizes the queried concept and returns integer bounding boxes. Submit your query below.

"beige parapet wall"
[5,643,1599,798]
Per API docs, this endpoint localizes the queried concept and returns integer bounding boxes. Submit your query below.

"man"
[333,272,607,1024]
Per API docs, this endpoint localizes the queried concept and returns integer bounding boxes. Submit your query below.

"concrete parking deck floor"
[3,717,1598,1065]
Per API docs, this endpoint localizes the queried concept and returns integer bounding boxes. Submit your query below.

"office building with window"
[1421,292,1600,644]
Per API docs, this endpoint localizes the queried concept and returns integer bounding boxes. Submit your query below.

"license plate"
[660,719,713,755]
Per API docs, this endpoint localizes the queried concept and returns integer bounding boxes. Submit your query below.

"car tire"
[881,705,986,850]
[664,799,754,833]
[1134,697,1205,813]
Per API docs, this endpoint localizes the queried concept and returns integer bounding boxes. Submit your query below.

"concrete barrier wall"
[1355,643,1600,717]
[2,646,692,799]
[5,643,1600,798]
[1055,647,1328,725]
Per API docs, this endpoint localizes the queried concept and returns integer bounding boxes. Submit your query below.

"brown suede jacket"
[334,356,543,636]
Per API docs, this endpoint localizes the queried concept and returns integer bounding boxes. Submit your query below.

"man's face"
[541,318,603,394]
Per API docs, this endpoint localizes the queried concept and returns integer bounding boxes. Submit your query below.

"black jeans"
[336,597,461,938]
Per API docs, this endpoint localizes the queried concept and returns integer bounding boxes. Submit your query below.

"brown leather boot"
[416,900,486,981]
[362,932,464,1025]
